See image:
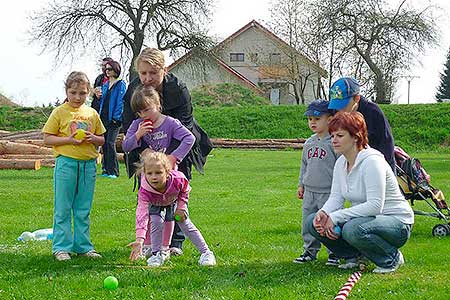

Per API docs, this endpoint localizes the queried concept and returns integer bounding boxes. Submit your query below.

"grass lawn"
[0,149,449,299]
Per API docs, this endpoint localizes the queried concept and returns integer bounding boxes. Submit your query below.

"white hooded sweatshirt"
[321,148,414,225]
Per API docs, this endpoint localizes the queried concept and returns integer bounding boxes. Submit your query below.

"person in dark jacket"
[122,47,213,256]
[92,57,113,112]
[328,77,395,171]
[99,60,126,178]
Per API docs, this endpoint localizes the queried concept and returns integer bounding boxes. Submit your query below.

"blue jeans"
[53,156,97,254]
[101,121,120,176]
[306,213,412,268]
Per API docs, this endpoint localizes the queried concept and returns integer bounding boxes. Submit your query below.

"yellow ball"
[74,128,86,140]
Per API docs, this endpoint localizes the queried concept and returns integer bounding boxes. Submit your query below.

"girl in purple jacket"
[128,152,216,267]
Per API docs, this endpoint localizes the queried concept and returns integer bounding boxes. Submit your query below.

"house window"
[270,53,281,64]
[230,53,244,62]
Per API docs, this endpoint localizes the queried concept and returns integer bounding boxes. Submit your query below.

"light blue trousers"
[52,155,97,254]
[306,213,411,268]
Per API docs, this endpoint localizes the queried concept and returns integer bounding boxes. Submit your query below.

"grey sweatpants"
[301,190,331,258]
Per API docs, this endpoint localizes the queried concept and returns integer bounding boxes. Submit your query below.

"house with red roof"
[168,20,327,105]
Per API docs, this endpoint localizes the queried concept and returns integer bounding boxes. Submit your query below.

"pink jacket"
[135,170,191,239]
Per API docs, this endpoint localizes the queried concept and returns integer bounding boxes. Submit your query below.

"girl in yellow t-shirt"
[43,71,106,261]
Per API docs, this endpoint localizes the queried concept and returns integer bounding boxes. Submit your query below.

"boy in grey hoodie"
[294,100,339,265]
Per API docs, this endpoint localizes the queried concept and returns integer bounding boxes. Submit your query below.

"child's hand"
[167,154,177,170]
[127,239,143,261]
[297,186,304,199]
[84,131,96,144]
[313,210,329,236]
[135,120,153,140]
[68,133,83,145]
[174,209,187,222]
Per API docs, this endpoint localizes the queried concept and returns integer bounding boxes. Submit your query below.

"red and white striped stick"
[334,271,362,300]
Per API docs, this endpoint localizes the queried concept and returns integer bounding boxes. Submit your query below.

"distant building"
[168,20,327,105]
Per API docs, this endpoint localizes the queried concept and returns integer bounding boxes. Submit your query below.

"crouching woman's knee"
[341,220,366,245]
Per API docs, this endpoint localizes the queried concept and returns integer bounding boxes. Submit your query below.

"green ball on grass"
[103,275,119,290]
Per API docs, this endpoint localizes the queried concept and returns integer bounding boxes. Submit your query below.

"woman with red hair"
[306,112,414,273]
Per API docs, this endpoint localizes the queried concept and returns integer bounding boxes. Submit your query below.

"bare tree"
[29,0,214,79]
[269,0,328,104]
[269,0,439,103]
[317,0,439,103]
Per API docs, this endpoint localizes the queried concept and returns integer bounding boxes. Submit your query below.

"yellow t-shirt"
[42,103,106,160]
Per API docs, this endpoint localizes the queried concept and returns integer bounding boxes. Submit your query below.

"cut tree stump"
[0,159,41,170]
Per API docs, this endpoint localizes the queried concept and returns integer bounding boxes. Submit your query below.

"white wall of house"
[170,57,251,91]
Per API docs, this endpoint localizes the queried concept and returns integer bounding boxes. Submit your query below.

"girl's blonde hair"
[64,71,91,91]
[135,150,172,176]
[130,85,161,113]
[134,47,165,71]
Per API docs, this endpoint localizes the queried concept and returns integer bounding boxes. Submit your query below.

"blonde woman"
[122,48,213,256]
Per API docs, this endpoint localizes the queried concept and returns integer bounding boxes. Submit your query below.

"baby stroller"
[394,146,450,237]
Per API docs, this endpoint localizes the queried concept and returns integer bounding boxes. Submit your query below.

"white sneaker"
[161,250,171,262]
[147,252,165,267]
[54,251,71,261]
[373,251,405,274]
[199,251,216,266]
[79,249,102,259]
[338,257,358,269]
[169,247,183,256]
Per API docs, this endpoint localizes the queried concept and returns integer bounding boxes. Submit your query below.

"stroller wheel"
[432,224,448,237]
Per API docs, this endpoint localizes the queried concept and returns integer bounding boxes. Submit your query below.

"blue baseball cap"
[304,99,332,117]
[329,77,360,110]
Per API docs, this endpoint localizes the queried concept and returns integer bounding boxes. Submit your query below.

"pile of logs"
[0,129,305,170]
[0,130,55,169]
[211,138,305,150]
[0,140,53,170]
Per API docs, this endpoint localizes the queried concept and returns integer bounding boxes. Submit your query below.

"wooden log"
[0,154,54,160]
[211,138,306,144]
[0,159,41,170]
[0,130,11,137]
[216,144,303,149]
[0,141,53,155]
[117,152,124,162]
[10,139,50,148]
[40,159,56,167]
[0,155,55,168]
[0,130,43,140]
[116,134,124,153]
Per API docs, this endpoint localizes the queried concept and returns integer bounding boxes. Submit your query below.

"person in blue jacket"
[99,60,126,178]
[328,77,395,171]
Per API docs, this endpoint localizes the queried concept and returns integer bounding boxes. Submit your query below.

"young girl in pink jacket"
[128,151,216,267]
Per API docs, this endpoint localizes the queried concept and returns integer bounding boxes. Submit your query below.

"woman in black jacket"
[122,47,213,256]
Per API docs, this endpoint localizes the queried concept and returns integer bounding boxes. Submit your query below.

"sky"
[0,0,449,107]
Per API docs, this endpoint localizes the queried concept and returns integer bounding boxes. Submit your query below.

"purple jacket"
[122,116,195,161]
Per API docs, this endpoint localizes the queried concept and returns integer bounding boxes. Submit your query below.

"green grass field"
[1,149,450,299]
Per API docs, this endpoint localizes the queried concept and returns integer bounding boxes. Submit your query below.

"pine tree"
[436,48,450,102]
